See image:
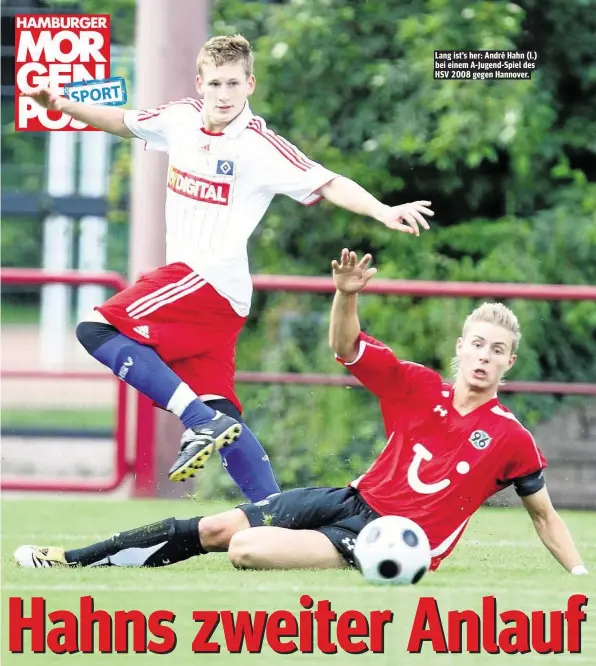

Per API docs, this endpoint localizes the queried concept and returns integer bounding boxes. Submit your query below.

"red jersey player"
[26,35,433,500]
[15,250,588,577]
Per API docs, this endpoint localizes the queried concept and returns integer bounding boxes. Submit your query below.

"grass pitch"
[2,498,595,665]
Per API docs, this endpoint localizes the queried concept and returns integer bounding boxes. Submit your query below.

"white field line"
[1,582,572,596]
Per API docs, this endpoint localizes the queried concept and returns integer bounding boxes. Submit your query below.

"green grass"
[0,303,91,326]
[2,499,595,665]
[1,409,115,430]
[1,303,40,325]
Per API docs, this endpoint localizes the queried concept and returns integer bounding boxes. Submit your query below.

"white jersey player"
[26,34,434,496]
[123,95,338,317]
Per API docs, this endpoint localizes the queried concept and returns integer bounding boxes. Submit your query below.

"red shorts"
[97,262,247,413]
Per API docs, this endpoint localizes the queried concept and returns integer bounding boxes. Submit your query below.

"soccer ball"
[354,515,431,585]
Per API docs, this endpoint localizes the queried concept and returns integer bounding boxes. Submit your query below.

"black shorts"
[236,486,380,566]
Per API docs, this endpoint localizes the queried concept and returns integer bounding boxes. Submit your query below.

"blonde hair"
[196,34,253,78]
[450,302,521,378]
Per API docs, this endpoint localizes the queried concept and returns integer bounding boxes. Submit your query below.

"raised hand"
[331,248,377,294]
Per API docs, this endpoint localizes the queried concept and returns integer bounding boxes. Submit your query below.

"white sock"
[166,383,198,417]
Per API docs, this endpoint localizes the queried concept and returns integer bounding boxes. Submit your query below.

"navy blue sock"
[220,427,281,502]
[205,399,280,502]
[92,334,216,428]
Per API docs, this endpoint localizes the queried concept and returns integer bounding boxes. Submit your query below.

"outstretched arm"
[318,177,434,236]
[521,487,588,574]
[25,87,134,137]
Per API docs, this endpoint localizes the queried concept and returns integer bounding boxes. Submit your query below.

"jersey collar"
[444,383,500,418]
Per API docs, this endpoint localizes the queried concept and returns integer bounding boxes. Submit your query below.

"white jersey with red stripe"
[336,332,548,571]
[123,97,337,316]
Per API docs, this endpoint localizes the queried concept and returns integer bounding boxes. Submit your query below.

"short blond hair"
[196,34,253,78]
[462,302,521,352]
[451,302,521,378]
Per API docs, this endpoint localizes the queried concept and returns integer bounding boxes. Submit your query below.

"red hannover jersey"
[337,332,547,571]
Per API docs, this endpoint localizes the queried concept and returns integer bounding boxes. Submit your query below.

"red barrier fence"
[1,269,130,492]
[234,371,596,396]
[253,274,596,301]
[2,268,596,496]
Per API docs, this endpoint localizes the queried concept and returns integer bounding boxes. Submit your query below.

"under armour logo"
[341,537,355,552]
[434,405,448,418]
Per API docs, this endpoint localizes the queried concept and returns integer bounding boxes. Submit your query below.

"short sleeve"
[124,107,171,152]
[336,331,441,398]
[251,127,337,204]
[123,98,202,153]
[502,429,548,482]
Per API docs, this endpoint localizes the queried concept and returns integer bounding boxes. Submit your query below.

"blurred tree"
[233,0,596,489]
[4,0,595,492]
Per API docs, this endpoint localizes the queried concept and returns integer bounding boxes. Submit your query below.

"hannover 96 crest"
[469,430,492,450]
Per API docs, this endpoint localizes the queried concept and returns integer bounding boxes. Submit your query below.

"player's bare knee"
[199,516,230,550]
[200,510,249,552]
[227,531,259,569]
